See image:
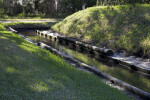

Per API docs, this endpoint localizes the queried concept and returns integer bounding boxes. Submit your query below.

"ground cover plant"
[0,24,134,99]
[52,4,150,58]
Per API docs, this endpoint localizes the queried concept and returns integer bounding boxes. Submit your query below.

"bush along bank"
[52,4,150,58]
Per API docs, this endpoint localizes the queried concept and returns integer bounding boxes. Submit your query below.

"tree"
[0,0,3,8]
[96,0,150,6]
[64,0,96,12]
[3,0,24,15]
[3,0,14,15]
[34,0,40,12]
[39,0,55,16]
[24,2,34,14]
[13,3,23,15]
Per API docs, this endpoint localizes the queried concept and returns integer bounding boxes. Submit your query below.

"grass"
[52,4,150,58]
[0,18,62,21]
[0,24,5,31]
[1,22,57,29]
[0,25,134,99]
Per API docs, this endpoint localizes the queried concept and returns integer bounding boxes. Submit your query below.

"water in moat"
[17,29,150,93]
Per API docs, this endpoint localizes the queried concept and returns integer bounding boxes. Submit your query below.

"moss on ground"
[52,4,150,58]
[0,25,134,99]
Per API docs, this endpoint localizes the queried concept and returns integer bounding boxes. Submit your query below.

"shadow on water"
[17,29,150,93]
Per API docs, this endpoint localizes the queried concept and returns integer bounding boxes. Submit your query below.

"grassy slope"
[0,25,133,99]
[52,4,150,57]
[0,24,5,31]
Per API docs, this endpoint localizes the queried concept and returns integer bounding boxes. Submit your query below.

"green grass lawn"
[0,24,134,99]
[52,4,150,58]
[1,22,57,29]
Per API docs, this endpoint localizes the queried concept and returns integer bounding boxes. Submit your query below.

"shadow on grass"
[0,31,133,100]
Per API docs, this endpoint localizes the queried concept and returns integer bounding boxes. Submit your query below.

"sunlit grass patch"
[0,36,8,40]
[5,67,20,74]
[30,82,49,92]
[0,24,6,31]
[141,37,150,56]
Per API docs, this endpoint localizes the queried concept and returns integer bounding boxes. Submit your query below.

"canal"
[16,29,150,93]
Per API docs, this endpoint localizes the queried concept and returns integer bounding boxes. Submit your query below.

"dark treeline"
[96,0,150,5]
[1,0,96,17]
[0,0,3,8]
[0,0,150,17]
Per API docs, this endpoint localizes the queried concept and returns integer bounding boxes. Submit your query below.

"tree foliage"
[24,3,34,14]
[96,0,150,5]
[0,0,3,8]
[1,0,150,16]
[65,0,96,12]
